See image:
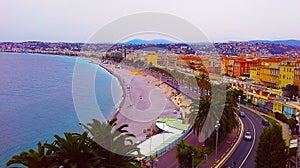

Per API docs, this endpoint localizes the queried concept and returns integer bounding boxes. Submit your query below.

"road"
[223,106,266,168]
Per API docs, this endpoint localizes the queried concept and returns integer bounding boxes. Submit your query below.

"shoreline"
[74,56,126,120]
[88,59,184,141]
[97,62,126,119]
[2,51,189,142]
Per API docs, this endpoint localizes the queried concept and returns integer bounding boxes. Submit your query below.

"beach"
[79,56,193,143]
[100,63,179,141]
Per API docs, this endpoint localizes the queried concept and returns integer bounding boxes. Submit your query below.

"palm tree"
[196,73,211,96]
[45,132,96,168]
[81,118,142,167]
[7,142,55,168]
[7,118,142,168]
[189,96,211,137]
[176,140,202,168]
[188,84,238,142]
[218,90,239,140]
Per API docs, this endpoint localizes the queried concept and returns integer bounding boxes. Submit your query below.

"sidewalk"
[197,120,242,168]
[156,121,241,168]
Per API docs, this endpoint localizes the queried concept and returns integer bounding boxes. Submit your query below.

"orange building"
[221,56,254,77]
[177,56,205,74]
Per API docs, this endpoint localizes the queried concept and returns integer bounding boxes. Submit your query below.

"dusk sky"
[1,0,299,42]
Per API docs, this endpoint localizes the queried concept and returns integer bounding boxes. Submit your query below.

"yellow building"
[272,101,300,120]
[259,66,279,87]
[146,54,158,66]
[266,88,283,96]
[273,100,284,114]
[259,58,283,87]
[250,66,260,83]
[279,60,295,88]
[221,56,229,75]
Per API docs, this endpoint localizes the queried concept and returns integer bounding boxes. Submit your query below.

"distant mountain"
[120,39,177,44]
[248,39,300,46]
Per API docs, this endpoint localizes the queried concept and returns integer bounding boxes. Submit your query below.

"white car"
[244,132,252,140]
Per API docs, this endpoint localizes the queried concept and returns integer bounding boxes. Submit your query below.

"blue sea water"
[0,53,122,167]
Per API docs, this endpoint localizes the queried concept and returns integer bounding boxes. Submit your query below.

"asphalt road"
[223,107,266,168]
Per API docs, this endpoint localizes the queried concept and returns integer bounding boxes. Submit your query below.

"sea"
[0,52,122,167]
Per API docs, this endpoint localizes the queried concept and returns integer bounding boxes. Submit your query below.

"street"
[224,107,265,168]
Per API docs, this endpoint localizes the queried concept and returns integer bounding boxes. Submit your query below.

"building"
[221,56,254,78]
[227,57,241,77]
[157,54,178,68]
[294,59,300,90]
[146,54,158,66]
[177,55,207,74]
[273,100,284,114]
[259,58,285,87]
[279,60,295,88]
[250,65,260,83]
[221,56,229,75]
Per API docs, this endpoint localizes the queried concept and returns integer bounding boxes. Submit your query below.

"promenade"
[97,61,244,168]
[155,118,241,168]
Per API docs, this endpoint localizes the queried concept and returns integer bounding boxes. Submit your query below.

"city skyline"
[1,0,299,43]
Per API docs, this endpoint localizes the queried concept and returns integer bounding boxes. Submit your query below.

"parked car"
[244,132,252,140]
[239,112,245,117]
[262,119,270,126]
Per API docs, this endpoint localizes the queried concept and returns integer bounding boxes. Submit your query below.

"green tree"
[189,96,211,137]
[7,118,141,168]
[6,142,55,168]
[231,88,244,102]
[188,84,238,143]
[219,90,239,139]
[195,73,211,96]
[176,140,202,168]
[255,125,287,168]
[283,84,299,99]
[45,132,96,168]
[81,118,141,167]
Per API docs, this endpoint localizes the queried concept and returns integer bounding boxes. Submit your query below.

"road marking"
[239,114,256,168]
[215,113,244,168]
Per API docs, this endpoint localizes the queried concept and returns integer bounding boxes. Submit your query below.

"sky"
[0,0,299,43]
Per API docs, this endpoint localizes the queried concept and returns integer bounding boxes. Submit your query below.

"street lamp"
[146,128,153,157]
[296,122,299,168]
[215,121,221,162]
[191,152,195,168]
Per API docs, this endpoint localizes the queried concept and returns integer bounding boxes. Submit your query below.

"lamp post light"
[146,128,153,158]
[296,122,299,168]
[191,152,195,168]
[238,95,241,112]
[202,144,207,168]
[215,121,221,162]
[163,122,166,145]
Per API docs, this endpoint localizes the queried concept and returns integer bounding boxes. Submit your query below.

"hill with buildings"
[0,40,299,58]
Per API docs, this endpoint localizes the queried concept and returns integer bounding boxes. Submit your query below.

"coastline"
[75,56,125,120]
[80,57,186,142]
[97,62,126,119]
[2,51,190,143]
[0,52,192,166]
